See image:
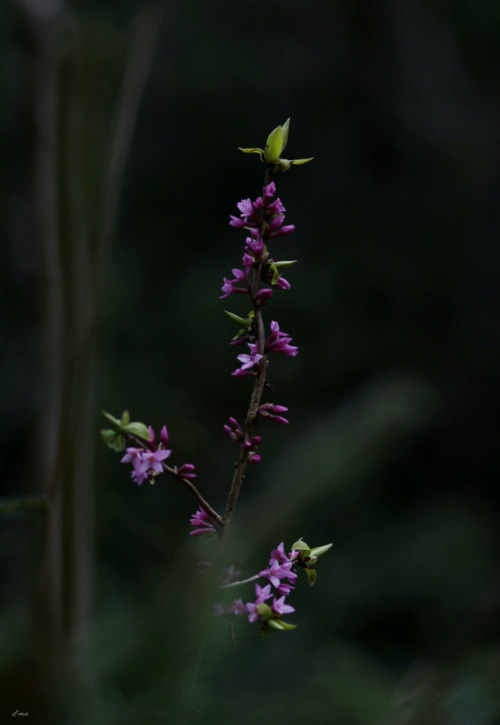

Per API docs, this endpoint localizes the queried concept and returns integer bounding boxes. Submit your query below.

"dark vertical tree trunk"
[14,4,163,704]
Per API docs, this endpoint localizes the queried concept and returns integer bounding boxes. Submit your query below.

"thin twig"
[220,574,260,590]
[176,476,223,526]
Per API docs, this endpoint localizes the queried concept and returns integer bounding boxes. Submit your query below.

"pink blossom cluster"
[230,319,298,377]
[189,506,218,537]
[220,181,295,301]
[230,542,298,625]
[121,425,171,485]
[121,425,197,486]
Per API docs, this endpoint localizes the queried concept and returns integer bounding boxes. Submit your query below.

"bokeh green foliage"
[1,0,500,723]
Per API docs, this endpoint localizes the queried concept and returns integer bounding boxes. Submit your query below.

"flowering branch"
[100,119,331,638]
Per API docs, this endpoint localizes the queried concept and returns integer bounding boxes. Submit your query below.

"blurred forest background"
[1,0,500,723]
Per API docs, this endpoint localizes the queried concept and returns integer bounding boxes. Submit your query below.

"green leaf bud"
[238,119,312,174]
[257,603,273,620]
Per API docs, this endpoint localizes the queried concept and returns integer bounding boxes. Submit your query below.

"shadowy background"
[1,1,500,723]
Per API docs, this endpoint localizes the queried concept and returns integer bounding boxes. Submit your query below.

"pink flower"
[273,275,291,290]
[269,542,288,564]
[254,288,273,306]
[222,565,241,584]
[121,445,171,485]
[255,583,272,603]
[272,596,295,616]
[231,352,263,377]
[265,321,298,357]
[220,268,250,299]
[231,599,248,616]
[245,602,261,623]
[259,560,297,588]
[141,449,171,475]
[276,582,294,597]
[244,234,265,259]
[189,506,217,537]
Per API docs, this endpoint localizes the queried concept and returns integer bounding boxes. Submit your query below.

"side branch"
[176,476,223,526]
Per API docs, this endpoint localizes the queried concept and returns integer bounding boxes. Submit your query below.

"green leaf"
[277,619,296,630]
[268,618,296,631]
[310,543,333,558]
[306,568,318,587]
[123,421,151,440]
[100,429,126,452]
[292,539,310,553]
[290,157,313,165]
[264,125,283,162]
[238,146,263,155]
[273,259,297,268]
[101,410,123,431]
[121,410,130,426]
[224,310,248,326]
[270,264,280,285]
[268,619,285,631]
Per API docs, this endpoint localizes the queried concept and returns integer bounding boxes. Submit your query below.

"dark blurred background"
[1,1,500,723]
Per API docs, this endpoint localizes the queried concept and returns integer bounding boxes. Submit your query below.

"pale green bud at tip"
[238,119,312,173]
